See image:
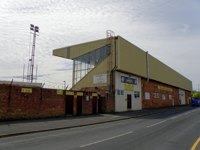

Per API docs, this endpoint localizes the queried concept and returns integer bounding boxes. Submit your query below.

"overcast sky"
[0,0,199,90]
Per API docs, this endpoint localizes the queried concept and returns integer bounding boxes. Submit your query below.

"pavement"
[0,105,194,138]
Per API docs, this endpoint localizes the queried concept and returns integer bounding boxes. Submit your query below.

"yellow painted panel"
[77,92,83,96]
[158,85,173,92]
[21,88,32,93]
[66,91,74,95]
[92,93,98,97]
[124,83,134,91]
[56,89,63,95]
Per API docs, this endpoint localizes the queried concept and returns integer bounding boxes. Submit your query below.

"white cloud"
[0,0,199,89]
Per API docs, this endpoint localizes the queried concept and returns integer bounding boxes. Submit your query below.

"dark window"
[134,91,140,98]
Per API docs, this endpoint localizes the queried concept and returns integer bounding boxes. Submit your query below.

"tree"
[192,91,200,99]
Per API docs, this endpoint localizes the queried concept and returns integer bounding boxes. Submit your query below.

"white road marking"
[170,114,183,120]
[112,116,120,118]
[146,120,167,128]
[184,112,190,115]
[80,131,133,148]
[103,114,120,118]
[147,109,199,128]
[170,109,197,120]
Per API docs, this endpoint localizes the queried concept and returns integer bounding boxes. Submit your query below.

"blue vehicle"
[191,99,200,106]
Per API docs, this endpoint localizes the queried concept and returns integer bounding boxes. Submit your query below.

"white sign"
[93,74,107,84]
[145,92,150,100]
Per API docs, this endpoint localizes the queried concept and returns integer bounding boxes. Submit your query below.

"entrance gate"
[98,96,105,113]
[127,94,132,110]
[76,96,82,116]
[92,97,97,114]
[65,95,73,115]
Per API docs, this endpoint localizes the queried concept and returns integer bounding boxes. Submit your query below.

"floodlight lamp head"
[35,26,39,33]
[30,24,34,31]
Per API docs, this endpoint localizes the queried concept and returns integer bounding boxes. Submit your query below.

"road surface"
[0,107,200,150]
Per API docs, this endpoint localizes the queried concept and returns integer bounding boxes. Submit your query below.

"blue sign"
[121,76,137,85]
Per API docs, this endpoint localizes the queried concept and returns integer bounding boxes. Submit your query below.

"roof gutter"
[114,36,118,70]
[109,36,118,94]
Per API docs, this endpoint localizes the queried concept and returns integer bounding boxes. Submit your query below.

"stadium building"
[53,36,192,112]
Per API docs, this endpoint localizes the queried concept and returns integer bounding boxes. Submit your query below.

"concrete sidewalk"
[0,106,193,138]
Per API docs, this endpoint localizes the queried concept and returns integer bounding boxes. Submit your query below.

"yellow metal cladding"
[53,38,110,59]
[149,54,192,91]
[52,48,68,59]
[117,36,192,91]
[117,36,147,77]
[53,35,192,92]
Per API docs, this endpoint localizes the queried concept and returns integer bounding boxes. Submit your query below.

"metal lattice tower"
[27,24,39,83]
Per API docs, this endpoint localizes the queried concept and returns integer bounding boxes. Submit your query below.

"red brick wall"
[38,88,65,117]
[80,86,115,113]
[0,84,100,120]
[141,79,191,109]
[104,93,115,113]
[82,96,93,115]
[0,84,65,120]
[0,84,9,118]
[185,90,192,104]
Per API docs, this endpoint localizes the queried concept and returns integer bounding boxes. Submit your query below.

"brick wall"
[0,84,101,120]
[82,92,99,115]
[0,84,65,120]
[82,96,93,115]
[0,84,9,118]
[80,86,115,113]
[104,93,115,113]
[38,88,65,117]
[141,78,191,109]
[1,80,189,120]
[185,90,192,104]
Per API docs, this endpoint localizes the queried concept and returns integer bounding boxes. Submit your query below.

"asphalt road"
[0,107,200,150]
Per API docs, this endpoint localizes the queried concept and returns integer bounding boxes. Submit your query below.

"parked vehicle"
[191,99,200,106]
